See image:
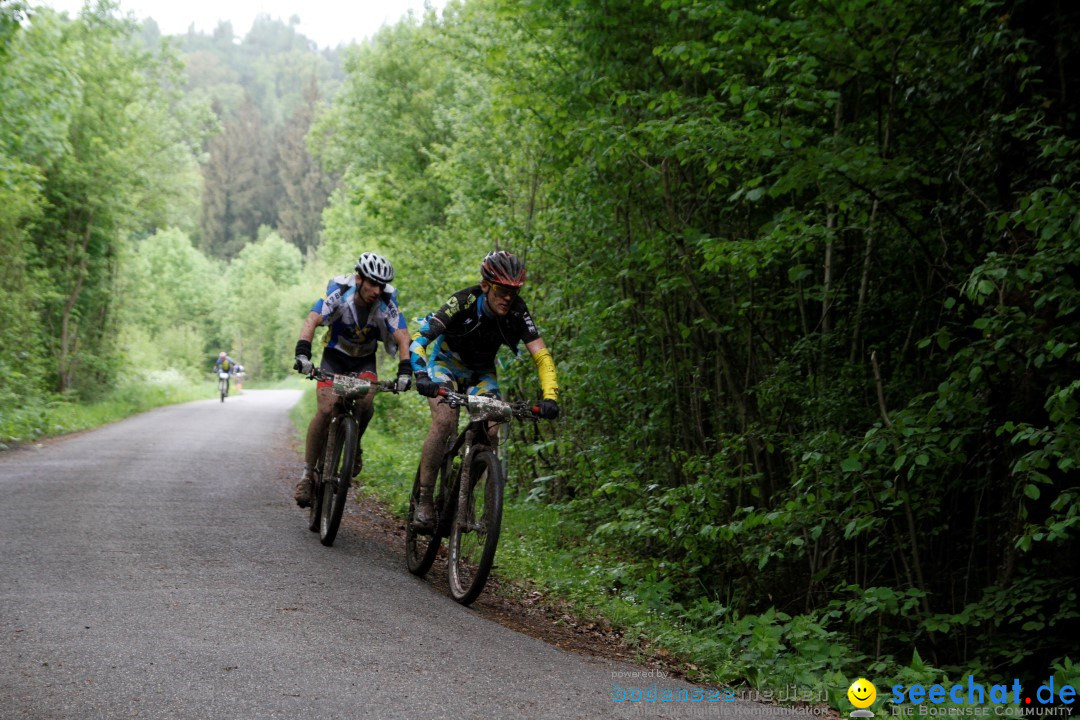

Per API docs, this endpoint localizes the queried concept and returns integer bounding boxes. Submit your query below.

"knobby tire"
[448,449,504,605]
[307,422,332,533]
[405,448,453,576]
[319,416,355,547]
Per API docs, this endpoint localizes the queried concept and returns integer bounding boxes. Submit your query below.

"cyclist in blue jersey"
[292,252,413,507]
[409,250,560,529]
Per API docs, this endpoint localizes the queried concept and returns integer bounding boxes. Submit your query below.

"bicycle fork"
[453,441,492,535]
[452,440,473,533]
[326,416,351,492]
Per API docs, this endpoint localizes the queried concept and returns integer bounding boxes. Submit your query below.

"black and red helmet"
[480,250,526,287]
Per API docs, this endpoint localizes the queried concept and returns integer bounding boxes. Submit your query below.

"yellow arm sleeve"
[531,347,559,401]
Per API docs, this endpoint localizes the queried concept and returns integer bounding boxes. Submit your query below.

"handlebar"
[437,387,540,420]
[306,368,401,394]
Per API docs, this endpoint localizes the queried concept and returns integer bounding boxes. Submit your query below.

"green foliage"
[117,228,224,376]
[312,15,489,314]
[275,78,335,254]
[222,231,306,378]
[1,2,207,405]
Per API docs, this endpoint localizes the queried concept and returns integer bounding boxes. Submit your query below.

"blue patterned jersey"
[312,274,406,358]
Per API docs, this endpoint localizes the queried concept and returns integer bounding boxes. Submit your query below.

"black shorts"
[319,347,377,378]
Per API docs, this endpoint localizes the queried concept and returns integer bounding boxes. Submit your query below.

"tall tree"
[19,2,205,394]
[312,16,480,304]
[275,77,335,254]
[200,93,275,258]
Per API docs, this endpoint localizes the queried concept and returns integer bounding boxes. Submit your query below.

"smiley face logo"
[848,678,877,709]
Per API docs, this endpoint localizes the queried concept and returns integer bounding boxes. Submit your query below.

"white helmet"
[355,252,394,284]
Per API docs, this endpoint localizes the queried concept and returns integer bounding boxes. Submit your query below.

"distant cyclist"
[292,252,413,507]
[214,352,237,394]
[409,250,559,529]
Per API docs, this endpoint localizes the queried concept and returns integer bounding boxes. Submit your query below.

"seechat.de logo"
[890,676,1077,716]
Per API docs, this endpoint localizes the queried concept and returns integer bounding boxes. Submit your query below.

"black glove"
[395,359,413,393]
[537,399,560,420]
[415,373,439,398]
[294,339,313,375]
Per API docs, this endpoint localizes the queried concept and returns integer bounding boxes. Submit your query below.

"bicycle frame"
[431,415,494,537]
[305,369,398,546]
[313,372,395,482]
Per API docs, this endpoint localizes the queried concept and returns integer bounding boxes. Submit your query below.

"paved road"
[0,390,801,719]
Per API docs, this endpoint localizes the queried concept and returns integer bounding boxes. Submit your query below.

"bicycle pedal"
[410,519,436,534]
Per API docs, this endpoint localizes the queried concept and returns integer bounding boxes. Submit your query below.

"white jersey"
[311,274,405,357]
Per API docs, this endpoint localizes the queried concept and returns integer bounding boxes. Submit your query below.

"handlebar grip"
[531,405,540,416]
[438,387,449,397]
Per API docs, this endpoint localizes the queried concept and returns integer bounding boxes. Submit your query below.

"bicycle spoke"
[405,456,446,576]
[319,417,354,547]
[448,448,503,605]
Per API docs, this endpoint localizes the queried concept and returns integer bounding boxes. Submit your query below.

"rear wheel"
[408,451,451,578]
[307,427,331,533]
[306,470,323,532]
[447,449,504,605]
[319,417,355,547]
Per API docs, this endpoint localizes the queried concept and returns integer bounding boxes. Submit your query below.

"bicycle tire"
[319,416,356,547]
[405,440,457,576]
[405,464,441,576]
[307,470,323,532]
[219,379,226,402]
[307,424,332,533]
[448,448,504,605]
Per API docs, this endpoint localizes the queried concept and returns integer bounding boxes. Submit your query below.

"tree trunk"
[58,218,94,392]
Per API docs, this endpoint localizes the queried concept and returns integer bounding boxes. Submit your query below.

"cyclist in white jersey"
[292,252,413,507]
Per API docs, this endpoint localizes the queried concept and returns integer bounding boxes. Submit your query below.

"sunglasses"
[490,284,520,300]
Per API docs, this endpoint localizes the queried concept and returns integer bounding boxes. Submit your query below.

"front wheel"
[319,416,356,547]
[219,379,227,402]
[447,449,504,605]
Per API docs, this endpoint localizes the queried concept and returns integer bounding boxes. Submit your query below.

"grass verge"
[0,369,213,449]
